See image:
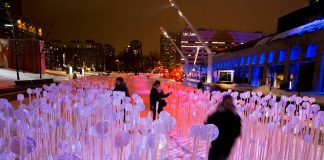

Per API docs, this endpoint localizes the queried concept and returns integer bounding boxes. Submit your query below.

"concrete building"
[46,40,115,72]
[180,28,267,80]
[277,0,323,32]
[212,19,324,92]
[160,32,181,69]
[212,0,324,92]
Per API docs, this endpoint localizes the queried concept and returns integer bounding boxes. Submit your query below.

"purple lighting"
[271,18,324,41]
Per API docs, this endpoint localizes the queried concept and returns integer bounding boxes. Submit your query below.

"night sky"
[22,0,308,53]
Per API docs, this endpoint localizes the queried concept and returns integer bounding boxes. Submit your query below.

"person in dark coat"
[73,73,78,79]
[150,80,171,120]
[113,77,130,97]
[197,81,205,90]
[206,95,241,160]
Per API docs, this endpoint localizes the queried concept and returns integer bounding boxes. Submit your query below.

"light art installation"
[162,81,324,160]
[0,75,323,160]
[0,76,177,160]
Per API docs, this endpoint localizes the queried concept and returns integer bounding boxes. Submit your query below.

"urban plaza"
[0,0,324,159]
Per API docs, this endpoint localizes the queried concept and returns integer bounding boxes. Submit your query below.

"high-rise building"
[129,40,143,56]
[160,32,181,69]
[120,40,144,72]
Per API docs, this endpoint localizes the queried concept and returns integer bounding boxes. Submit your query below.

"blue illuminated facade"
[251,66,260,86]
[259,53,265,64]
[278,50,286,62]
[245,56,250,65]
[252,54,257,64]
[305,44,317,58]
[212,18,324,92]
[268,51,274,63]
[290,46,300,60]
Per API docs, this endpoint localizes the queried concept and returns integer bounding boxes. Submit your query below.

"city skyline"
[22,0,308,53]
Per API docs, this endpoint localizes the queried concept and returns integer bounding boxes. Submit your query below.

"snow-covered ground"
[0,68,68,81]
[0,68,68,88]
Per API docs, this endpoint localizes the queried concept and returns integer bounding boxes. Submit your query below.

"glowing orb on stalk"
[10,136,36,156]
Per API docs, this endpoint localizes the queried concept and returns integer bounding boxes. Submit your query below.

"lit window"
[290,46,300,60]
[234,58,239,66]
[245,56,250,65]
[305,43,317,58]
[268,51,274,63]
[240,57,244,66]
[259,53,265,64]
[231,59,235,67]
[252,54,257,64]
[278,49,286,62]
[245,67,249,78]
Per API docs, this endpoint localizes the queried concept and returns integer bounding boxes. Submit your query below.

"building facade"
[0,39,45,73]
[213,19,324,92]
[0,0,45,74]
[277,0,323,32]
[160,32,181,69]
[180,28,267,80]
[0,0,43,39]
[46,40,115,72]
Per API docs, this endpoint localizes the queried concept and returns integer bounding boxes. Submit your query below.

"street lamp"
[4,2,20,80]
[168,0,213,83]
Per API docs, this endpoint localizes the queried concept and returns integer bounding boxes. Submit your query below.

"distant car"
[173,76,184,82]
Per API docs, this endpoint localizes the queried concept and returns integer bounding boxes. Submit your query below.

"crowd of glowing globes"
[0,75,323,160]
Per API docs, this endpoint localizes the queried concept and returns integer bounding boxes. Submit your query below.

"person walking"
[197,81,205,90]
[149,80,171,120]
[72,73,78,79]
[206,94,241,160]
[113,77,130,97]
[113,77,130,123]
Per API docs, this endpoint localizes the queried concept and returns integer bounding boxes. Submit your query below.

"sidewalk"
[206,83,257,92]
[0,69,69,101]
[0,68,68,82]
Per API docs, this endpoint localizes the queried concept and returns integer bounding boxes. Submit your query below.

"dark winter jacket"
[114,83,130,97]
[206,109,241,160]
[149,87,169,111]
